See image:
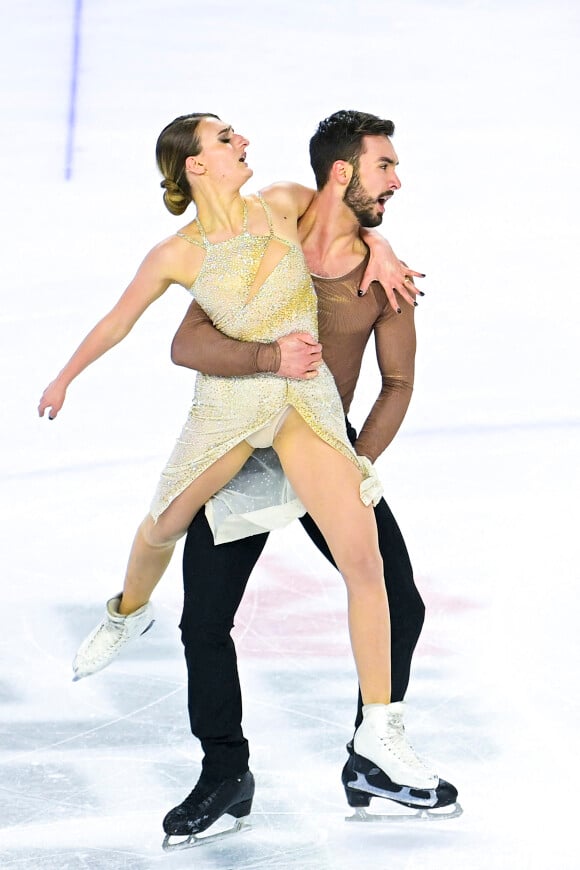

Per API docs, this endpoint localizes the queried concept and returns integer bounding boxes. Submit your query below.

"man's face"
[343,135,401,227]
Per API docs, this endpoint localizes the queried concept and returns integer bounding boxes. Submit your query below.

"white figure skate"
[347,702,462,821]
[72,594,154,680]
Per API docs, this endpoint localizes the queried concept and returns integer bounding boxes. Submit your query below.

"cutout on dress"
[244,237,291,306]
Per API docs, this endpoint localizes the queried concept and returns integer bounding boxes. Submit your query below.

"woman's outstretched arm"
[38,237,196,419]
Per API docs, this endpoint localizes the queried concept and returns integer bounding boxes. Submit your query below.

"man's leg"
[299,496,425,717]
[180,506,269,782]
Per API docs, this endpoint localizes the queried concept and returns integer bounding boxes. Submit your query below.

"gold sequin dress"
[150,195,381,541]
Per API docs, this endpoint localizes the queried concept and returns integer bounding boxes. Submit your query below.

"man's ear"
[331,160,354,186]
[185,155,206,176]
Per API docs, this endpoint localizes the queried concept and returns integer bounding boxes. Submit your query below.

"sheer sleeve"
[171,300,281,376]
[354,293,416,462]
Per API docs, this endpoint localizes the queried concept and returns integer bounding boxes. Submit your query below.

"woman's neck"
[192,186,246,235]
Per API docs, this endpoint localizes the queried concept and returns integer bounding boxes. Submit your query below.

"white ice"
[0,1,578,868]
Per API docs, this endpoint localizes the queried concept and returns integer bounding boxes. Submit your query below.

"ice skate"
[342,747,462,821]
[72,594,155,680]
[346,702,462,821]
[162,771,254,851]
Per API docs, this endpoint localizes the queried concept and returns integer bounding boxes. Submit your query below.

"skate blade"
[346,803,463,823]
[162,816,251,852]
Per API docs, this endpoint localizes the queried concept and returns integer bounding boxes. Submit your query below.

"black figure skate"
[162,771,254,851]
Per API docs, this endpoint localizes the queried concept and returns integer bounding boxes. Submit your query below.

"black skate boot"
[342,742,461,821]
[162,771,254,851]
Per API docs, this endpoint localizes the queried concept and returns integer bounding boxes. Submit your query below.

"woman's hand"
[38,379,67,420]
[360,229,425,313]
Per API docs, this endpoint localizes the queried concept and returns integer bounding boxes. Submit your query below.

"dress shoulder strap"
[194,216,210,247]
[176,230,206,249]
[240,197,249,233]
[255,192,274,236]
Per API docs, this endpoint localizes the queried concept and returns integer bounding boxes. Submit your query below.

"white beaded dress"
[150,195,380,542]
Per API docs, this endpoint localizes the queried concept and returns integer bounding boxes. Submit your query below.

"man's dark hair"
[309,110,395,190]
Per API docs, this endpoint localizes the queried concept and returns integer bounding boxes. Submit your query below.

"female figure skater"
[39,113,437,793]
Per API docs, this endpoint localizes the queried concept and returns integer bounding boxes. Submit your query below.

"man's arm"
[354,293,416,462]
[171,300,322,379]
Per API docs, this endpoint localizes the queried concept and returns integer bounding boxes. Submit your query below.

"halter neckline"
[195,197,248,244]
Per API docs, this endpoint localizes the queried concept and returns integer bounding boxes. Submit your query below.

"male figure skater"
[162,111,459,848]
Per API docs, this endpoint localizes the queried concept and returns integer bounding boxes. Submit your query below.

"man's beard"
[344,170,387,227]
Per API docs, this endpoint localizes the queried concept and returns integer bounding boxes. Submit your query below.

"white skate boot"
[72,594,154,681]
[353,702,438,791]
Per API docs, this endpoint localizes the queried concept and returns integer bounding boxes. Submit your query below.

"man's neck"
[298,189,367,278]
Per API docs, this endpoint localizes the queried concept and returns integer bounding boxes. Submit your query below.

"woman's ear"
[185,155,206,176]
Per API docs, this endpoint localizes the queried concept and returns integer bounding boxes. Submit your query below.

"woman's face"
[195,117,252,185]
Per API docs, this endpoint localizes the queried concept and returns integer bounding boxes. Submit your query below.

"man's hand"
[276,333,322,379]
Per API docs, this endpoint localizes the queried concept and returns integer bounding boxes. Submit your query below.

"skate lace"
[88,619,128,660]
[180,780,220,812]
[381,713,431,773]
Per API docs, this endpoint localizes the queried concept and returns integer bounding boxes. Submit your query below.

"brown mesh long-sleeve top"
[171,252,415,463]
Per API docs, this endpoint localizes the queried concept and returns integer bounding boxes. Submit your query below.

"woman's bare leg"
[272,415,441,792]
[273,410,390,705]
[119,441,254,614]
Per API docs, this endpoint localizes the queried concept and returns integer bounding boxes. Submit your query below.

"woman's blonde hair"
[155,113,219,215]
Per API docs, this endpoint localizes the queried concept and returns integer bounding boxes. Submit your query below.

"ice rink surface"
[1,1,579,867]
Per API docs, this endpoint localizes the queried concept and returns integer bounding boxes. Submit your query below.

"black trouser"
[180,428,425,783]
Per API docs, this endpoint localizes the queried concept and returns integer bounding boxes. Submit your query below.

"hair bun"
[160,177,190,216]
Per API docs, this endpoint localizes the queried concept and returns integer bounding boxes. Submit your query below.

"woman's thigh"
[273,410,381,577]
[151,441,254,544]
